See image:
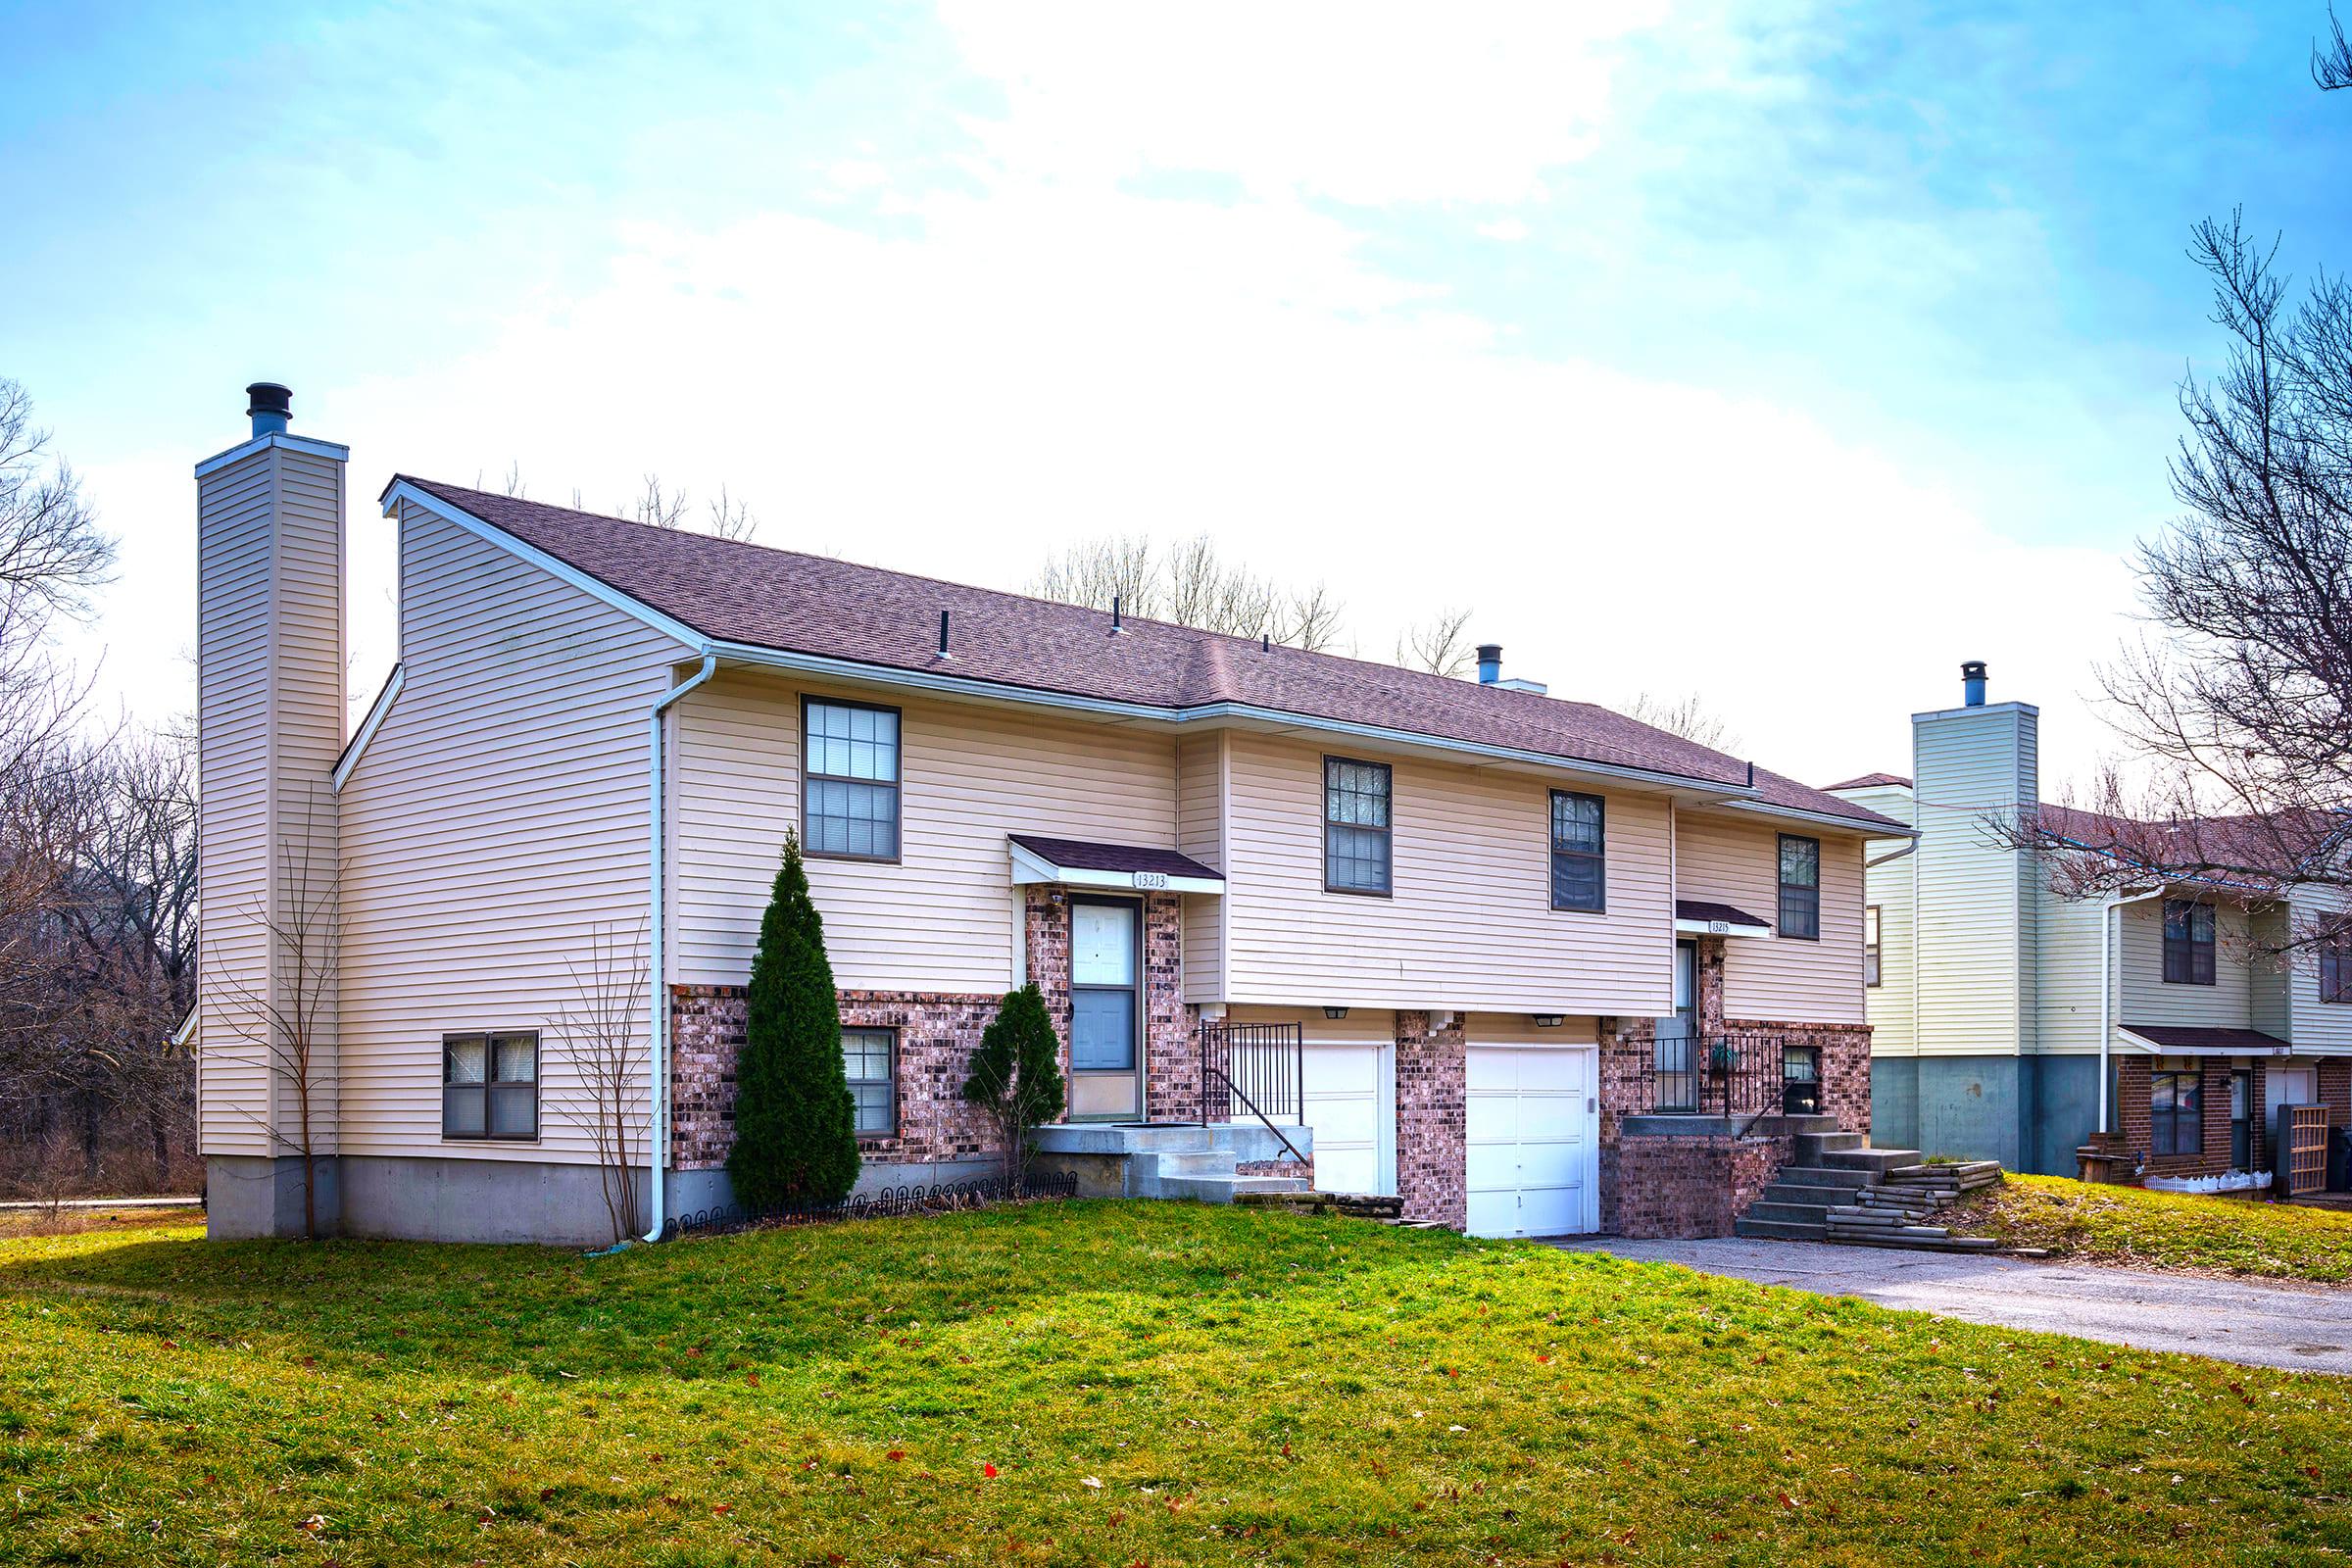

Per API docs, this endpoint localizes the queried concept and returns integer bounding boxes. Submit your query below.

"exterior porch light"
[1323,1006,1348,1020]
[1533,1014,1564,1028]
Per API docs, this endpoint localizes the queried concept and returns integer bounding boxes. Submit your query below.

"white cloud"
[1475,218,1529,243]
[61,0,2141,798]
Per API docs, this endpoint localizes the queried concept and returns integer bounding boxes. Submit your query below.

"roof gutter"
[644,652,717,1242]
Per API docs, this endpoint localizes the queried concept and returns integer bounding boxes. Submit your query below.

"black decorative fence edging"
[664,1169,1080,1239]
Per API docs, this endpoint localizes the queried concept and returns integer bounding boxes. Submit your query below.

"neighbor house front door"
[1069,897,1143,1119]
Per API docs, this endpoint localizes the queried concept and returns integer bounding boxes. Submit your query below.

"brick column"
[1395,1009,1467,1228]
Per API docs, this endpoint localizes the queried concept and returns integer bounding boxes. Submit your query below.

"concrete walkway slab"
[1552,1235,2352,1376]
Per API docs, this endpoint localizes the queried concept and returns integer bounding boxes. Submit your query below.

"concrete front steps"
[1734,1132,2002,1251]
[1030,1121,1312,1202]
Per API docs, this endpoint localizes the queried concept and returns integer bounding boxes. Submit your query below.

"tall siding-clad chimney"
[194,382,348,1238]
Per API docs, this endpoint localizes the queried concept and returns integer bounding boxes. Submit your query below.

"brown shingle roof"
[397,478,1899,831]
[1008,835,1223,882]
[1826,771,1911,791]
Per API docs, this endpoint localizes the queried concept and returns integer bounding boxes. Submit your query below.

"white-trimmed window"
[1778,835,1821,941]
[844,1027,896,1137]
[1864,905,1883,987]
[1323,758,1393,896]
[804,698,901,860]
[1549,791,1605,911]
[443,1031,538,1140]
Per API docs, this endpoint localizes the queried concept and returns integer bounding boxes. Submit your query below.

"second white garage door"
[1300,1041,1394,1196]
[1465,1045,1597,1238]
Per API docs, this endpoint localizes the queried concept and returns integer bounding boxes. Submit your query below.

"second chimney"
[1961,660,1988,707]
[1476,644,1502,684]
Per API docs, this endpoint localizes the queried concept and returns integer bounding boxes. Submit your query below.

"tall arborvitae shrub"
[963,982,1066,1191]
[726,830,859,1210]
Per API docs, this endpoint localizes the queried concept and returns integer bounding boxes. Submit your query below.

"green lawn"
[5,1202,2351,1565]
[1956,1174,2352,1283]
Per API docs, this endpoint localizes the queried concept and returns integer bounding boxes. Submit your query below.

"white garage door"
[1300,1042,1393,1196]
[1466,1045,1596,1238]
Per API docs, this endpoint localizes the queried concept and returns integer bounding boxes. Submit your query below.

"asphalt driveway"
[1553,1235,2352,1376]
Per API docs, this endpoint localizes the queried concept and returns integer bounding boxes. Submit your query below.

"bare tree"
[1626,691,1743,753]
[1034,534,1159,619]
[203,794,343,1239]
[2319,5,2352,90]
[704,484,759,543]
[546,921,649,1244]
[1395,608,1475,677]
[0,379,116,624]
[2006,206,2352,953]
[629,474,691,531]
[1031,532,1347,652]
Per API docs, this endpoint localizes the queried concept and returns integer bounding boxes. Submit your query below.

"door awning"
[1674,899,1773,938]
[2118,1024,2293,1055]
[1007,834,1226,895]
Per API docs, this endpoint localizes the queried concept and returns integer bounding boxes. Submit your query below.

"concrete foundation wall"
[205,1155,342,1240]
[1872,1055,2098,1175]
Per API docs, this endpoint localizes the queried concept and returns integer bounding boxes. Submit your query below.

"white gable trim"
[194,431,352,478]
[331,662,406,792]
[1722,799,1918,839]
[381,480,708,653]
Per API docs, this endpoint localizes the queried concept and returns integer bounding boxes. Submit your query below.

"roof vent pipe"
[1476,644,1502,685]
[1961,660,1988,707]
[246,381,291,438]
[938,610,952,660]
[1111,595,1123,634]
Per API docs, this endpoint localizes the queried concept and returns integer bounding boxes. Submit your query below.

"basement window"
[2162,900,2216,986]
[443,1031,538,1141]
[844,1027,897,1138]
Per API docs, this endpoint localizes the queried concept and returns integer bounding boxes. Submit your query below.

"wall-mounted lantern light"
[1533,1014,1564,1028]
[1323,1006,1348,1020]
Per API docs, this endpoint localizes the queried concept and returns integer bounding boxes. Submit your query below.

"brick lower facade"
[668,911,1873,1238]
[2108,1054,2352,1181]
[1395,1010,1468,1227]
[671,890,1198,1173]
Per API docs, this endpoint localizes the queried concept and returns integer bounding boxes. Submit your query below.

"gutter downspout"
[645,653,718,1243]
[2098,888,2167,1135]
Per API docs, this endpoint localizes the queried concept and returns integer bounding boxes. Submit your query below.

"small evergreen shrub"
[963,983,1066,1191]
[726,830,859,1210]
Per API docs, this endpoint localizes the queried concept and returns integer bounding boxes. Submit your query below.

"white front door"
[1300,1042,1394,1196]
[1465,1045,1598,1238]
[2270,1064,2319,1141]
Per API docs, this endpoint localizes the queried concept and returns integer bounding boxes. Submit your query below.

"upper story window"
[2323,944,2352,1004]
[1323,758,1392,896]
[804,698,901,861]
[2162,899,2216,985]
[1777,834,1820,941]
[442,1030,538,1141]
[1864,905,1883,987]
[1549,791,1605,911]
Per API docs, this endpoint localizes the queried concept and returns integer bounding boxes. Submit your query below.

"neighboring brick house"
[1831,664,2352,1183]
[191,385,1902,1245]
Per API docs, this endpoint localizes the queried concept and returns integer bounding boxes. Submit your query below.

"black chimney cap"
[1960,660,1988,680]
[246,382,292,417]
[1476,643,1502,663]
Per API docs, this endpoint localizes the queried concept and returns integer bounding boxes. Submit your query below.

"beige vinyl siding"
[2287,889,2352,1051]
[196,444,347,1156]
[195,453,276,1155]
[2032,886,2110,1055]
[2117,897,2253,1032]
[1912,705,2035,1056]
[1674,810,1866,1025]
[1219,734,1672,1014]
[1176,733,1226,1004]
[670,669,1179,994]
[1835,782,1916,1055]
[334,502,684,1163]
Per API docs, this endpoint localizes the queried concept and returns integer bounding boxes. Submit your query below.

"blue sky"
[5,1,2348,788]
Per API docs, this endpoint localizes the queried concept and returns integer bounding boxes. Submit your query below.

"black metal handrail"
[1198,1020,1308,1164]
[1631,1032,1813,1127]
